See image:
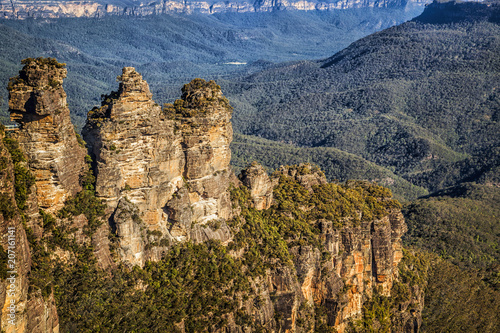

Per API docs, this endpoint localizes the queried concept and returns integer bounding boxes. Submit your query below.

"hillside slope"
[231,133,429,201]
[223,0,500,192]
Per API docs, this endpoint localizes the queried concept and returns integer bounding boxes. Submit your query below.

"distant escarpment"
[0,59,424,332]
[0,0,430,19]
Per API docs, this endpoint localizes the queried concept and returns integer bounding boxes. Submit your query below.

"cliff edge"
[0,0,431,19]
[8,58,87,213]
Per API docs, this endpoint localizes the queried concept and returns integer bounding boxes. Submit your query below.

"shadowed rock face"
[83,69,234,266]
[8,58,87,213]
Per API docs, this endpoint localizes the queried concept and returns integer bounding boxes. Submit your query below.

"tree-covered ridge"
[231,133,428,201]
[350,248,500,333]
[0,7,423,127]
[231,165,401,253]
[223,1,500,194]
[403,182,500,290]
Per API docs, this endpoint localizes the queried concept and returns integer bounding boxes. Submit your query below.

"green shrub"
[3,136,35,210]
[58,190,105,235]
[0,193,16,220]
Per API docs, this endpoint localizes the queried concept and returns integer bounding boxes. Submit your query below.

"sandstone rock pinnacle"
[83,68,235,266]
[8,57,87,212]
[239,161,275,210]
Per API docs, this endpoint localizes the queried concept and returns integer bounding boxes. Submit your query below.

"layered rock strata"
[238,161,275,210]
[8,58,87,213]
[83,68,234,266]
[281,166,408,332]
[0,127,59,333]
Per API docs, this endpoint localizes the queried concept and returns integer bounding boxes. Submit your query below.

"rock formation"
[0,127,59,333]
[168,78,234,239]
[0,0,431,19]
[233,163,417,332]
[277,163,328,191]
[239,161,275,210]
[0,60,423,332]
[83,68,234,266]
[8,57,87,213]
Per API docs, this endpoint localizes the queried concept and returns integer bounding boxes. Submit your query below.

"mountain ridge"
[0,0,430,19]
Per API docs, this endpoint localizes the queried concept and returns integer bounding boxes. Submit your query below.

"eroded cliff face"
[239,161,275,210]
[230,163,419,332]
[0,0,431,19]
[0,127,59,333]
[8,58,87,213]
[83,68,234,266]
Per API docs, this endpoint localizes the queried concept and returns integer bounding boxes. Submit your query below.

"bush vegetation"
[422,251,500,332]
[403,182,500,290]
[231,133,428,202]
[2,135,35,210]
[223,5,500,195]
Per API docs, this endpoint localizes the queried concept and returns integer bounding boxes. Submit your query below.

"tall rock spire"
[83,68,235,266]
[8,57,87,212]
[166,78,234,241]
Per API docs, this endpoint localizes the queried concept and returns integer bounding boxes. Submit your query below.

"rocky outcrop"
[8,58,87,213]
[277,163,328,191]
[83,68,235,266]
[0,127,59,333]
[239,162,275,210]
[291,186,408,331]
[232,164,415,332]
[171,78,234,238]
[25,292,59,333]
[325,210,408,331]
[0,0,431,19]
[83,67,183,266]
[0,59,425,331]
